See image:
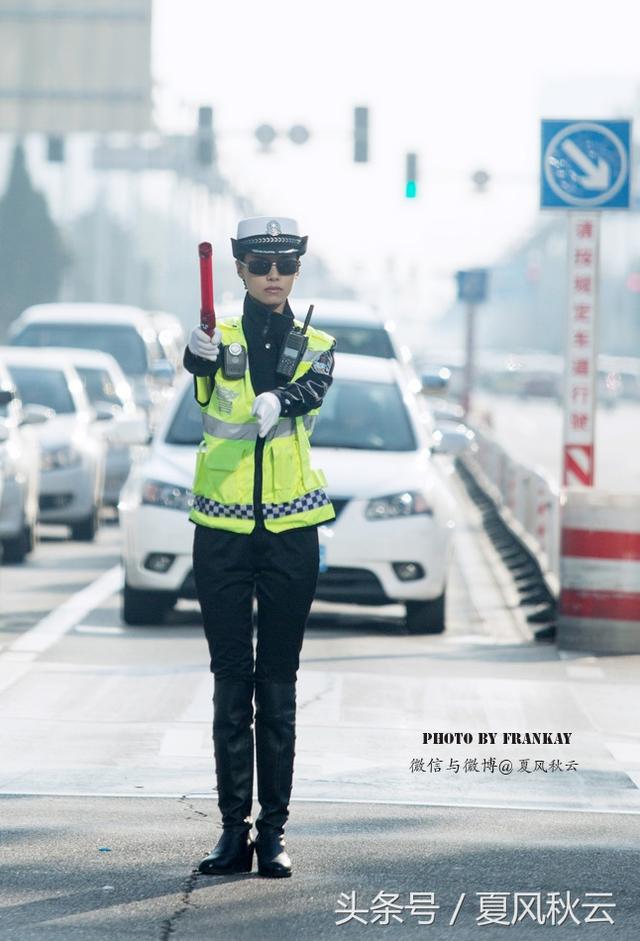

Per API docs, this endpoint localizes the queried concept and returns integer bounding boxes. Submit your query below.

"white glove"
[251,392,282,438]
[188,325,221,361]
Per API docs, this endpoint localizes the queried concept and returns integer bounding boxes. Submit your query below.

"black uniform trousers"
[193,523,320,683]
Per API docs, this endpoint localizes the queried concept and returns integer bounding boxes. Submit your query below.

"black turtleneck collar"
[241,292,295,395]
[243,292,294,341]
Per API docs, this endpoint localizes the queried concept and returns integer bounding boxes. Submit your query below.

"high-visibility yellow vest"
[189,317,336,534]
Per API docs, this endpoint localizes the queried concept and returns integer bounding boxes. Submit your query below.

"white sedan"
[119,355,456,632]
[0,347,106,541]
[0,364,41,563]
[46,348,149,506]
[118,374,198,624]
[313,354,456,633]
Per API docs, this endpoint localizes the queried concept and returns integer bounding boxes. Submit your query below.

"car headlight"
[141,479,193,511]
[41,445,81,472]
[365,490,433,521]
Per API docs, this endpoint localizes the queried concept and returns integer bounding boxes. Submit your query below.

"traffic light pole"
[462,301,476,417]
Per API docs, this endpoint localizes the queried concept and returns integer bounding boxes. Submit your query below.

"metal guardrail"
[459,428,561,600]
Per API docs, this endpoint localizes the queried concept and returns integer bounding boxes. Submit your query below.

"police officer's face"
[236,253,299,313]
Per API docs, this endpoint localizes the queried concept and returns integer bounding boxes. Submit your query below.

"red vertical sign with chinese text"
[562,213,599,487]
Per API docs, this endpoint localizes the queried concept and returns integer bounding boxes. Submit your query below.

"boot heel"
[255,831,292,878]
[239,840,255,872]
[199,831,255,875]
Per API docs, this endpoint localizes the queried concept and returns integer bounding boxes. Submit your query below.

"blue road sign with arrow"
[541,119,631,209]
[456,269,488,303]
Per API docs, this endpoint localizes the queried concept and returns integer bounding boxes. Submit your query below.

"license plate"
[319,544,328,573]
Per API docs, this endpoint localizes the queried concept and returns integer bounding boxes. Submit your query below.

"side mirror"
[106,409,150,446]
[20,403,54,425]
[431,420,476,456]
[151,359,175,385]
[421,367,451,396]
[93,401,120,422]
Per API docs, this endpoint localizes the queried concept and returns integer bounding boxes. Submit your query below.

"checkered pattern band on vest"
[262,489,332,520]
[192,490,331,521]
[192,496,255,519]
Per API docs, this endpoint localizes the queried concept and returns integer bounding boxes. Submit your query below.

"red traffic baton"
[198,242,216,336]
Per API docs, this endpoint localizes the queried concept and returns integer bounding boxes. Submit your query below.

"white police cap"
[231,216,308,258]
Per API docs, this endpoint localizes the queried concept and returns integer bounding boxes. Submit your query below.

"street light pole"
[462,301,476,417]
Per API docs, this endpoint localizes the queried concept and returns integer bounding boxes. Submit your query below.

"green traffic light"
[405,180,417,198]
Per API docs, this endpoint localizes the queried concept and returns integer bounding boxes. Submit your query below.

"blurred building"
[0,1,353,330]
[0,0,152,134]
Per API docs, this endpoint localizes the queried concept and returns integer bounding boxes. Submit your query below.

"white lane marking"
[0,790,639,815]
[566,665,605,680]
[159,729,210,758]
[0,566,123,696]
[607,743,640,766]
[74,625,126,636]
[5,565,123,656]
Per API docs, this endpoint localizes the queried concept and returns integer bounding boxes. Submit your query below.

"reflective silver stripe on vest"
[202,413,314,440]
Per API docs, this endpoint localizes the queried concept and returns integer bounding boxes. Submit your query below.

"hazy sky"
[152,0,639,316]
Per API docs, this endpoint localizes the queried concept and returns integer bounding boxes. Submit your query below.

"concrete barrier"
[558,489,640,654]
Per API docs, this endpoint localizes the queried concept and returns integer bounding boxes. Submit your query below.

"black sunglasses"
[240,257,300,276]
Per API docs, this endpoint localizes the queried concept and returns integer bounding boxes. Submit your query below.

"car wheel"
[70,509,99,542]
[24,522,36,554]
[405,591,446,634]
[2,524,33,564]
[122,582,174,626]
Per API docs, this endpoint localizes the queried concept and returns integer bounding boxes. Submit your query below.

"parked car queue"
[1,300,474,640]
[0,302,184,562]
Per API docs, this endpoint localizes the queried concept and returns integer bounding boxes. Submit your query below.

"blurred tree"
[0,141,69,337]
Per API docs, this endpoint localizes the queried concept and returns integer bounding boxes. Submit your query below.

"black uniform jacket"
[183,292,336,527]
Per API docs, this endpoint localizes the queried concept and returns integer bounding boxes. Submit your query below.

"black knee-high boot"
[199,677,255,875]
[254,680,296,878]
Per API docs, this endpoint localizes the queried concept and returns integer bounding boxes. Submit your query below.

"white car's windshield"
[12,324,149,376]
[312,379,416,451]
[165,377,417,452]
[9,366,75,414]
[76,367,125,407]
[317,324,394,359]
[165,387,204,445]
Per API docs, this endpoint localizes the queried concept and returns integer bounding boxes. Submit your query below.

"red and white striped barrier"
[559,489,640,653]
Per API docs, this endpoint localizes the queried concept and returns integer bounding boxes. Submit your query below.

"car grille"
[315,567,389,605]
[39,493,73,510]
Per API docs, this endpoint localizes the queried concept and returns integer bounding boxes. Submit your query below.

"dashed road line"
[0,564,123,694]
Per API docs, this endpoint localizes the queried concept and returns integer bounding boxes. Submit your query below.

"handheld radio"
[276,305,314,380]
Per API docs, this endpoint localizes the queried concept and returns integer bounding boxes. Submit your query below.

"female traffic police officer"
[183,217,336,878]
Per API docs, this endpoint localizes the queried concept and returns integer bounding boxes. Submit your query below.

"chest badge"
[215,385,240,415]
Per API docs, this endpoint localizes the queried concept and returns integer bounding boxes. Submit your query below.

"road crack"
[159,867,200,940]
[179,794,209,818]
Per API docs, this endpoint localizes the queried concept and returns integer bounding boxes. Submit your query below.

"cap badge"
[266,219,282,236]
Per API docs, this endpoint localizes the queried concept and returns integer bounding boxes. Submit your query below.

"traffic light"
[353,106,369,162]
[405,152,418,198]
[196,106,217,166]
[47,135,65,163]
